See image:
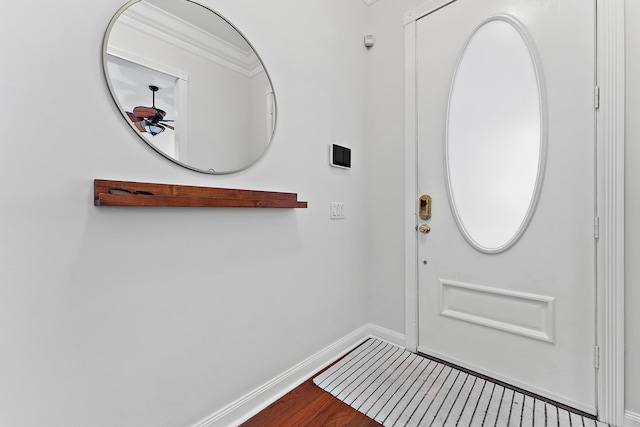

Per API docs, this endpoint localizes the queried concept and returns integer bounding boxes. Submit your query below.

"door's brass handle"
[419,224,431,234]
[419,195,432,220]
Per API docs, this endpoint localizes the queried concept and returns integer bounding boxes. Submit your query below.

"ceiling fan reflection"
[126,85,174,136]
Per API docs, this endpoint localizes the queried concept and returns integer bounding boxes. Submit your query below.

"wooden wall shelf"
[94,179,308,208]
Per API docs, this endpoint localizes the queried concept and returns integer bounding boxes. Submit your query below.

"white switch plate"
[330,202,345,219]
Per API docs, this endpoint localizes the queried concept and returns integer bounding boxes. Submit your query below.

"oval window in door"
[445,15,546,253]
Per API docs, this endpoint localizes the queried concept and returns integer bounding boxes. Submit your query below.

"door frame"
[402,0,625,424]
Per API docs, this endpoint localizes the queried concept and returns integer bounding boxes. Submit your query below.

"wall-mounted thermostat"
[330,144,351,169]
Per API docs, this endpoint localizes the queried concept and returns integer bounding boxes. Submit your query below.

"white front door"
[413,0,597,414]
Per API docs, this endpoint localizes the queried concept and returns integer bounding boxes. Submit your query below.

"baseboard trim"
[189,323,405,427]
[366,323,406,347]
[626,411,640,427]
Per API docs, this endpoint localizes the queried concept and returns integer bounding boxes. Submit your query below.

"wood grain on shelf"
[94,179,308,208]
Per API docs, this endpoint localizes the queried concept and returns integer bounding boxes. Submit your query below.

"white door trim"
[403,0,625,424]
[403,12,418,353]
[595,1,625,425]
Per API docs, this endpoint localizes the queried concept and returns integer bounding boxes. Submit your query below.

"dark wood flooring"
[239,377,381,427]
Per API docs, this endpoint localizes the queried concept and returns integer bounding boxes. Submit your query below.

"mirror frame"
[444,14,548,254]
[102,0,278,175]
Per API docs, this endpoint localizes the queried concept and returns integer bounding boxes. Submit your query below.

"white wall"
[0,1,367,426]
[625,0,640,421]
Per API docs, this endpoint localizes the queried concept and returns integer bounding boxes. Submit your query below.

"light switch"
[330,202,345,219]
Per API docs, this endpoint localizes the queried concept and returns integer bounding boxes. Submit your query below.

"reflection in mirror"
[103,0,277,174]
[446,16,545,253]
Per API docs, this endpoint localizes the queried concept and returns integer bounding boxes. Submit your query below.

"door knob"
[419,224,431,234]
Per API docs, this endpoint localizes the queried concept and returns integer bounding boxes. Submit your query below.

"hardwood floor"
[241,341,379,427]
[240,378,381,427]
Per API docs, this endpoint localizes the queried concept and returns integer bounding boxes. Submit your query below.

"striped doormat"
[313,338,609,427]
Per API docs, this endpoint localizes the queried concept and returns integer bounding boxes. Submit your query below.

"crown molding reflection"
[117,1,262,77]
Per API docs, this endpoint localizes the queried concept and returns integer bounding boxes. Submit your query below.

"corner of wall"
[189,323,404,427]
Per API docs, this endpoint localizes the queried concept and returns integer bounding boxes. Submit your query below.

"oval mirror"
[103,0,277,174]
[446,15,545,253]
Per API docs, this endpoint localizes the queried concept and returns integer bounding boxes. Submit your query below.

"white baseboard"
[366,323,406,347]
[626,411,640,427]
[189,323,405,427]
